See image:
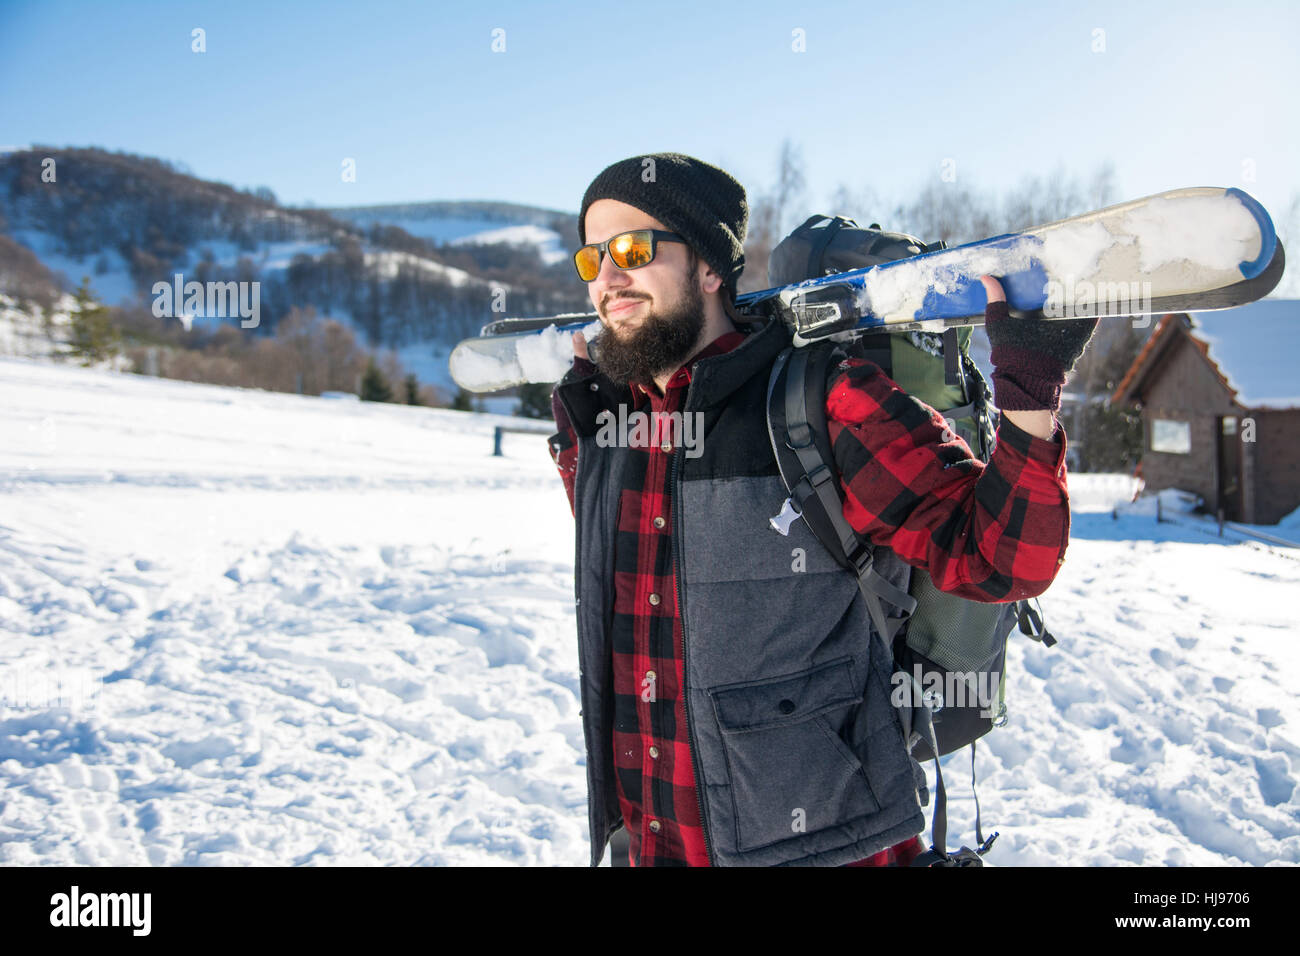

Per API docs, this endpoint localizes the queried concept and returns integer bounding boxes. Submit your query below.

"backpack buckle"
[805,462,833,489]
[849,545,874,577]
[769,497,803,536]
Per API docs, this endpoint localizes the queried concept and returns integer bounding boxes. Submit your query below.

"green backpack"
[765,215,1057,866]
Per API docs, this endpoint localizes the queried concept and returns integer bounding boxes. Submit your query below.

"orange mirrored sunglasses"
[573,229,686,282]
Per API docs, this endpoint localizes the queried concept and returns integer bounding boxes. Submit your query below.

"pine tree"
[403,373,421,405]
[516,382,552,419]
[1077,402,1143,472]
[1071,319,1147,471]
[67,277,121,366]
[452,387,475,412]
[360,357,394,402]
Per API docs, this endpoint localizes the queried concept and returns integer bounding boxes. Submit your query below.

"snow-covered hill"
[0,227,510,398]
[327,201,571,267]
[0,359,1295,865]
[0,150,589,399]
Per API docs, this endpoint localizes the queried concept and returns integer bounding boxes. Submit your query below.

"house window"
[1151,418,1191,454]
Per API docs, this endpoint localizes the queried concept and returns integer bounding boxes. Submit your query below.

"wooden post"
[491,422,554,457]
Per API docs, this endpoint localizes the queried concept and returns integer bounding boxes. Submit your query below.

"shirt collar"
[631,330,748,401]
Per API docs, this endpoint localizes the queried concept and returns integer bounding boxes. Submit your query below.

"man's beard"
[594,280,704,388]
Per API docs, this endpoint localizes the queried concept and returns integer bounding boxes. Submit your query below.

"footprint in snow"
[1109,726,1166,765]
[1258,708,1285,731]
[1253,753,1296,807]
[1148,647,1176,669]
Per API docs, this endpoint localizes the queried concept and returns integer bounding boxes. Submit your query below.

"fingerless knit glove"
[985,300,1099,412]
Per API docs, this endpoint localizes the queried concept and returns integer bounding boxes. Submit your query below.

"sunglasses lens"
[609,231,652,270]
[574,245,601,281]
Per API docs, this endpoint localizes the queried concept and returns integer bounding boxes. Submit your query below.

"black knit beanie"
[578,153,748,298]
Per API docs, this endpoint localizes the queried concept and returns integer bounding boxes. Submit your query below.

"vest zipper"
[672,445,716,866]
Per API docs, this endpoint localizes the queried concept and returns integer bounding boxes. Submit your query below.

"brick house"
[1111,298,1300,525]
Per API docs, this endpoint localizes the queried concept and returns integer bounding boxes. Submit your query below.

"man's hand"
[980,274,1097,441]
[979,276,1059,441]
[570,330,600,377]
[573,331,590,361]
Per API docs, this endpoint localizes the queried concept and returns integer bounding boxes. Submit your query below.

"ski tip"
[449,340,518,394]
[1225,187,1278,279]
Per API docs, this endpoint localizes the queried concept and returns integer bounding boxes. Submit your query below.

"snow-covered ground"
[0,358,1295,866]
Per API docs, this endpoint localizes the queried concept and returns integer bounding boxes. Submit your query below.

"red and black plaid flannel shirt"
[549,329,1069,866]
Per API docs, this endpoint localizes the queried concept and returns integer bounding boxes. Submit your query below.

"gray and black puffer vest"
[553,314,927,867]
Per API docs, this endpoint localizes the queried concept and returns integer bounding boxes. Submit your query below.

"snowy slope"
[2,226,506,400]
[452,223,566,266]
[328,205,568,266]
[6,228,489,310]
[0,358,1295,866]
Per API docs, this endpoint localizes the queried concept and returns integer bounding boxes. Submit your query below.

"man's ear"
[700,263,723,295]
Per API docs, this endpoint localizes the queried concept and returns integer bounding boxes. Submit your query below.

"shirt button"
[649,746,660,759]
[589,382,599,391]
[646,670,656,682]
[648,820,662,834]
[660,441,672,453]
[653,516,666,529]
[648,593,661,606]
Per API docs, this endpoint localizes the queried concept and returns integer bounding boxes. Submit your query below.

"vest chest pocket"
[709,656,881,852]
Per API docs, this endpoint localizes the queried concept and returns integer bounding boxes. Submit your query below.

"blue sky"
[1,0,1297,224]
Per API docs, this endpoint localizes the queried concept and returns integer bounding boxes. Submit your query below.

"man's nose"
[592,249,633,290]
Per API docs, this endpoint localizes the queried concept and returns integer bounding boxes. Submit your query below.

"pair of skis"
[450,187,1285,393]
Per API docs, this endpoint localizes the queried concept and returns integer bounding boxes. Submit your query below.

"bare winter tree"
[1000,161,1119,232]
[378,349,407,394]
[771,139,807,234]
[322,319,364,393]
[740,139,807,293]
[824,160,1120,248]
[890,180,998,247]
[825,183,885,228]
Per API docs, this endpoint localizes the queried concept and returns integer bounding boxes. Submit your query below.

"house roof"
[1111,313,1182,406]
[1111,298,1300,410]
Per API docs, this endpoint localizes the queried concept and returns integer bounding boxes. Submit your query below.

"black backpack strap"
[852,332,893,378]
[769,345,917,643]
[942,328,962,389]
[960,348,997,463]
[803,216,853,277]
[1017,597,1057,646]
[905,727,999,866]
